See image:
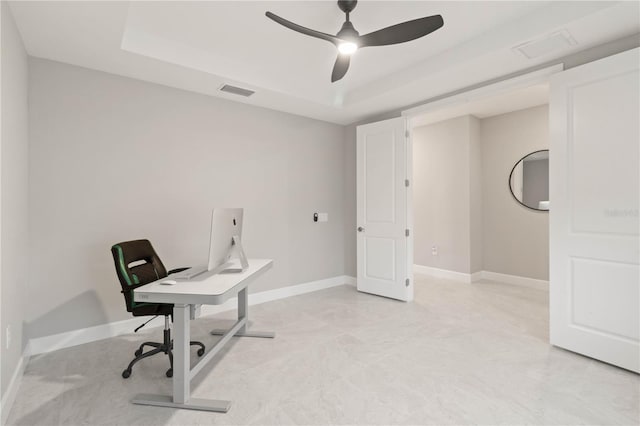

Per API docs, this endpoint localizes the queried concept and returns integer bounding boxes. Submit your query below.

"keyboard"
[170,266,208,280]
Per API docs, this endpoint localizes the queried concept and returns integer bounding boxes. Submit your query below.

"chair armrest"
[168,267,190,275]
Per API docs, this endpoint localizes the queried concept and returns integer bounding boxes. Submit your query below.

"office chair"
[111,239,205,379]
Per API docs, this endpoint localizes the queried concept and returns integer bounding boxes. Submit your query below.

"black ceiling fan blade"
[359,15,444,47]
[266,11,340,45]
[331,54,351,83]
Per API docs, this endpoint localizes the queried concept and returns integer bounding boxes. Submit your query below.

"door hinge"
[405,179,410,187]
[405,278,410,287]
[405,229,410,237]
[405,130,410,138]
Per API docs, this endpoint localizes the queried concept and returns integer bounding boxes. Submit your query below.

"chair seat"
[132,303,173,317]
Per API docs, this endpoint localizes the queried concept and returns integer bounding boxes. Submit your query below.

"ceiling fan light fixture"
[338,41,358,55]
[266,1,444,82]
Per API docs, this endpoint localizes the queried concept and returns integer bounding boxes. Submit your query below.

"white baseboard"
[1,344,29,425]
[479,271,549,290]
[344,276,357,287]
[28,314,167,356]
[28,275,355,356]
[413,264,472,283]
[470,271,484,282]
[198,274,355,317]
[414,264,548,290]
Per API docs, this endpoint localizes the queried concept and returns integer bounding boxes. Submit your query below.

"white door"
[356,117,413,301]
[549,47,639,372]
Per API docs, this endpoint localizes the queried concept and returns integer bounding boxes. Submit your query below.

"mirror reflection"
[509,150,549,211]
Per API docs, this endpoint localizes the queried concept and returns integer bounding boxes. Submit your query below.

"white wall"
[1,1,29,398]
[413,115,481,274]
[28,58,348,339]
[481,105,549,280]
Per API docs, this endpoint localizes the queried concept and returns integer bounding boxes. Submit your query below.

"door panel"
[570,70,639,236]
[364,237,396,281]
[550,47,639,372]
[571,258,639,341]
[357,117,412,301]
[365,131,396,223]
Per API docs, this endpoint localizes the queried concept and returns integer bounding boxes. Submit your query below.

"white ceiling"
[411,83,549,128]
[9,1,640,125]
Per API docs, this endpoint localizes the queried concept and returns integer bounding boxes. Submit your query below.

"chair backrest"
[111,239,168,312]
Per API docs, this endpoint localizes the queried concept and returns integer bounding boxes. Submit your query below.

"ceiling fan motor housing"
[338,21,359,40]
[338,0,358,14]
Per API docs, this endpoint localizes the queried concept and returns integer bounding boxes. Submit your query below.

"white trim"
[413,265,549,290]
[28,275,354,356]
[413,264,472,283]
[198,275,355,317]
[479,271,549,290]
[401,64,563,119]
[344,276,357,287]
[1,344,29,425]
[470,271,484,283]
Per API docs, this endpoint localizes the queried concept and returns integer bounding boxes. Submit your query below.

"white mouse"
[160,279,177,285]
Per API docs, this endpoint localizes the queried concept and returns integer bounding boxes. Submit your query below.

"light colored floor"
[7,275,640,425]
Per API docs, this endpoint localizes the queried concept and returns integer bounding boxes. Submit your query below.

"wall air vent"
[219,84,255,97]
[513,29,577,59]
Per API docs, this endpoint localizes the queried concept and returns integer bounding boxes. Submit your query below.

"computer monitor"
[170,208,248,281]
[207,208,248,274]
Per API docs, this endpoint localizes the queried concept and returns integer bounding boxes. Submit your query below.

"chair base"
[122,317,205,379]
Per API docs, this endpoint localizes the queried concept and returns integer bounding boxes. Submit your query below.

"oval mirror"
[509,149,549,211]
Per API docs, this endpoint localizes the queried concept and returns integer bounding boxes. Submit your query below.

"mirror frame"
[508,149,549,212]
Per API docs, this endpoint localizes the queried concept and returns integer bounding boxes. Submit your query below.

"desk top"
[134,259,273,306]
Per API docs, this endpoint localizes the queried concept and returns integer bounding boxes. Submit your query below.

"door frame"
[400,64,563,280]
[356,117,414,302]
[401,64,563,121]
[397,65,562,292]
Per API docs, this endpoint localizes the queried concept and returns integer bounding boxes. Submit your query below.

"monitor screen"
[207,208,244,272]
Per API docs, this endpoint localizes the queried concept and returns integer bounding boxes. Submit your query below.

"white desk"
[131,259,274,412]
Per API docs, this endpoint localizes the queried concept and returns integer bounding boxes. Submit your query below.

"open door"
[356,117,413,302]
[549,48,639,372]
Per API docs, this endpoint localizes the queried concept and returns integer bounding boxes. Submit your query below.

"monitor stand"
[220,236,249,273]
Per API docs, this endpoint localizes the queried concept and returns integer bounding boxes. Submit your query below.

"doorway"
[357,52,639,372]
[409,83,551,288]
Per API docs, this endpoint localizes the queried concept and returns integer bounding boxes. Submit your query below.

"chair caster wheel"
[166,368,173,378]
[122,369,131,379]
[197,348,205,357]
[135,349,142,357]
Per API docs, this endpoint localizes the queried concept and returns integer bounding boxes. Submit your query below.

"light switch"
[317,213,329,222]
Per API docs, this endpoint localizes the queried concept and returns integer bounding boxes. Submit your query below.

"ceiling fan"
[265,0,444,83]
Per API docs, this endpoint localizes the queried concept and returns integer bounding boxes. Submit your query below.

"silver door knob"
[357,227,365,232]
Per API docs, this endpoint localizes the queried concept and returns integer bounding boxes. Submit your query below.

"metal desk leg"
[173,304,190,403]
[210,288,275,339]
[131,304,231,412]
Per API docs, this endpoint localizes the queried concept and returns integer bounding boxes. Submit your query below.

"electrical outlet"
[6,325,11,349]
[431,245,438,256]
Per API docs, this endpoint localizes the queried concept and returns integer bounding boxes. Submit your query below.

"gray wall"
[468,117,483,274]
[28,58,347,339]
[413,115,481,274]
[1,2,29,397]
[343,125,357,277]
[412,106,548,280]
[481,105,549,280]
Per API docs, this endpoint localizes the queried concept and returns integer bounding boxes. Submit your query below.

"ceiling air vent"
[513,29,577,59]
[219,84,255,97]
